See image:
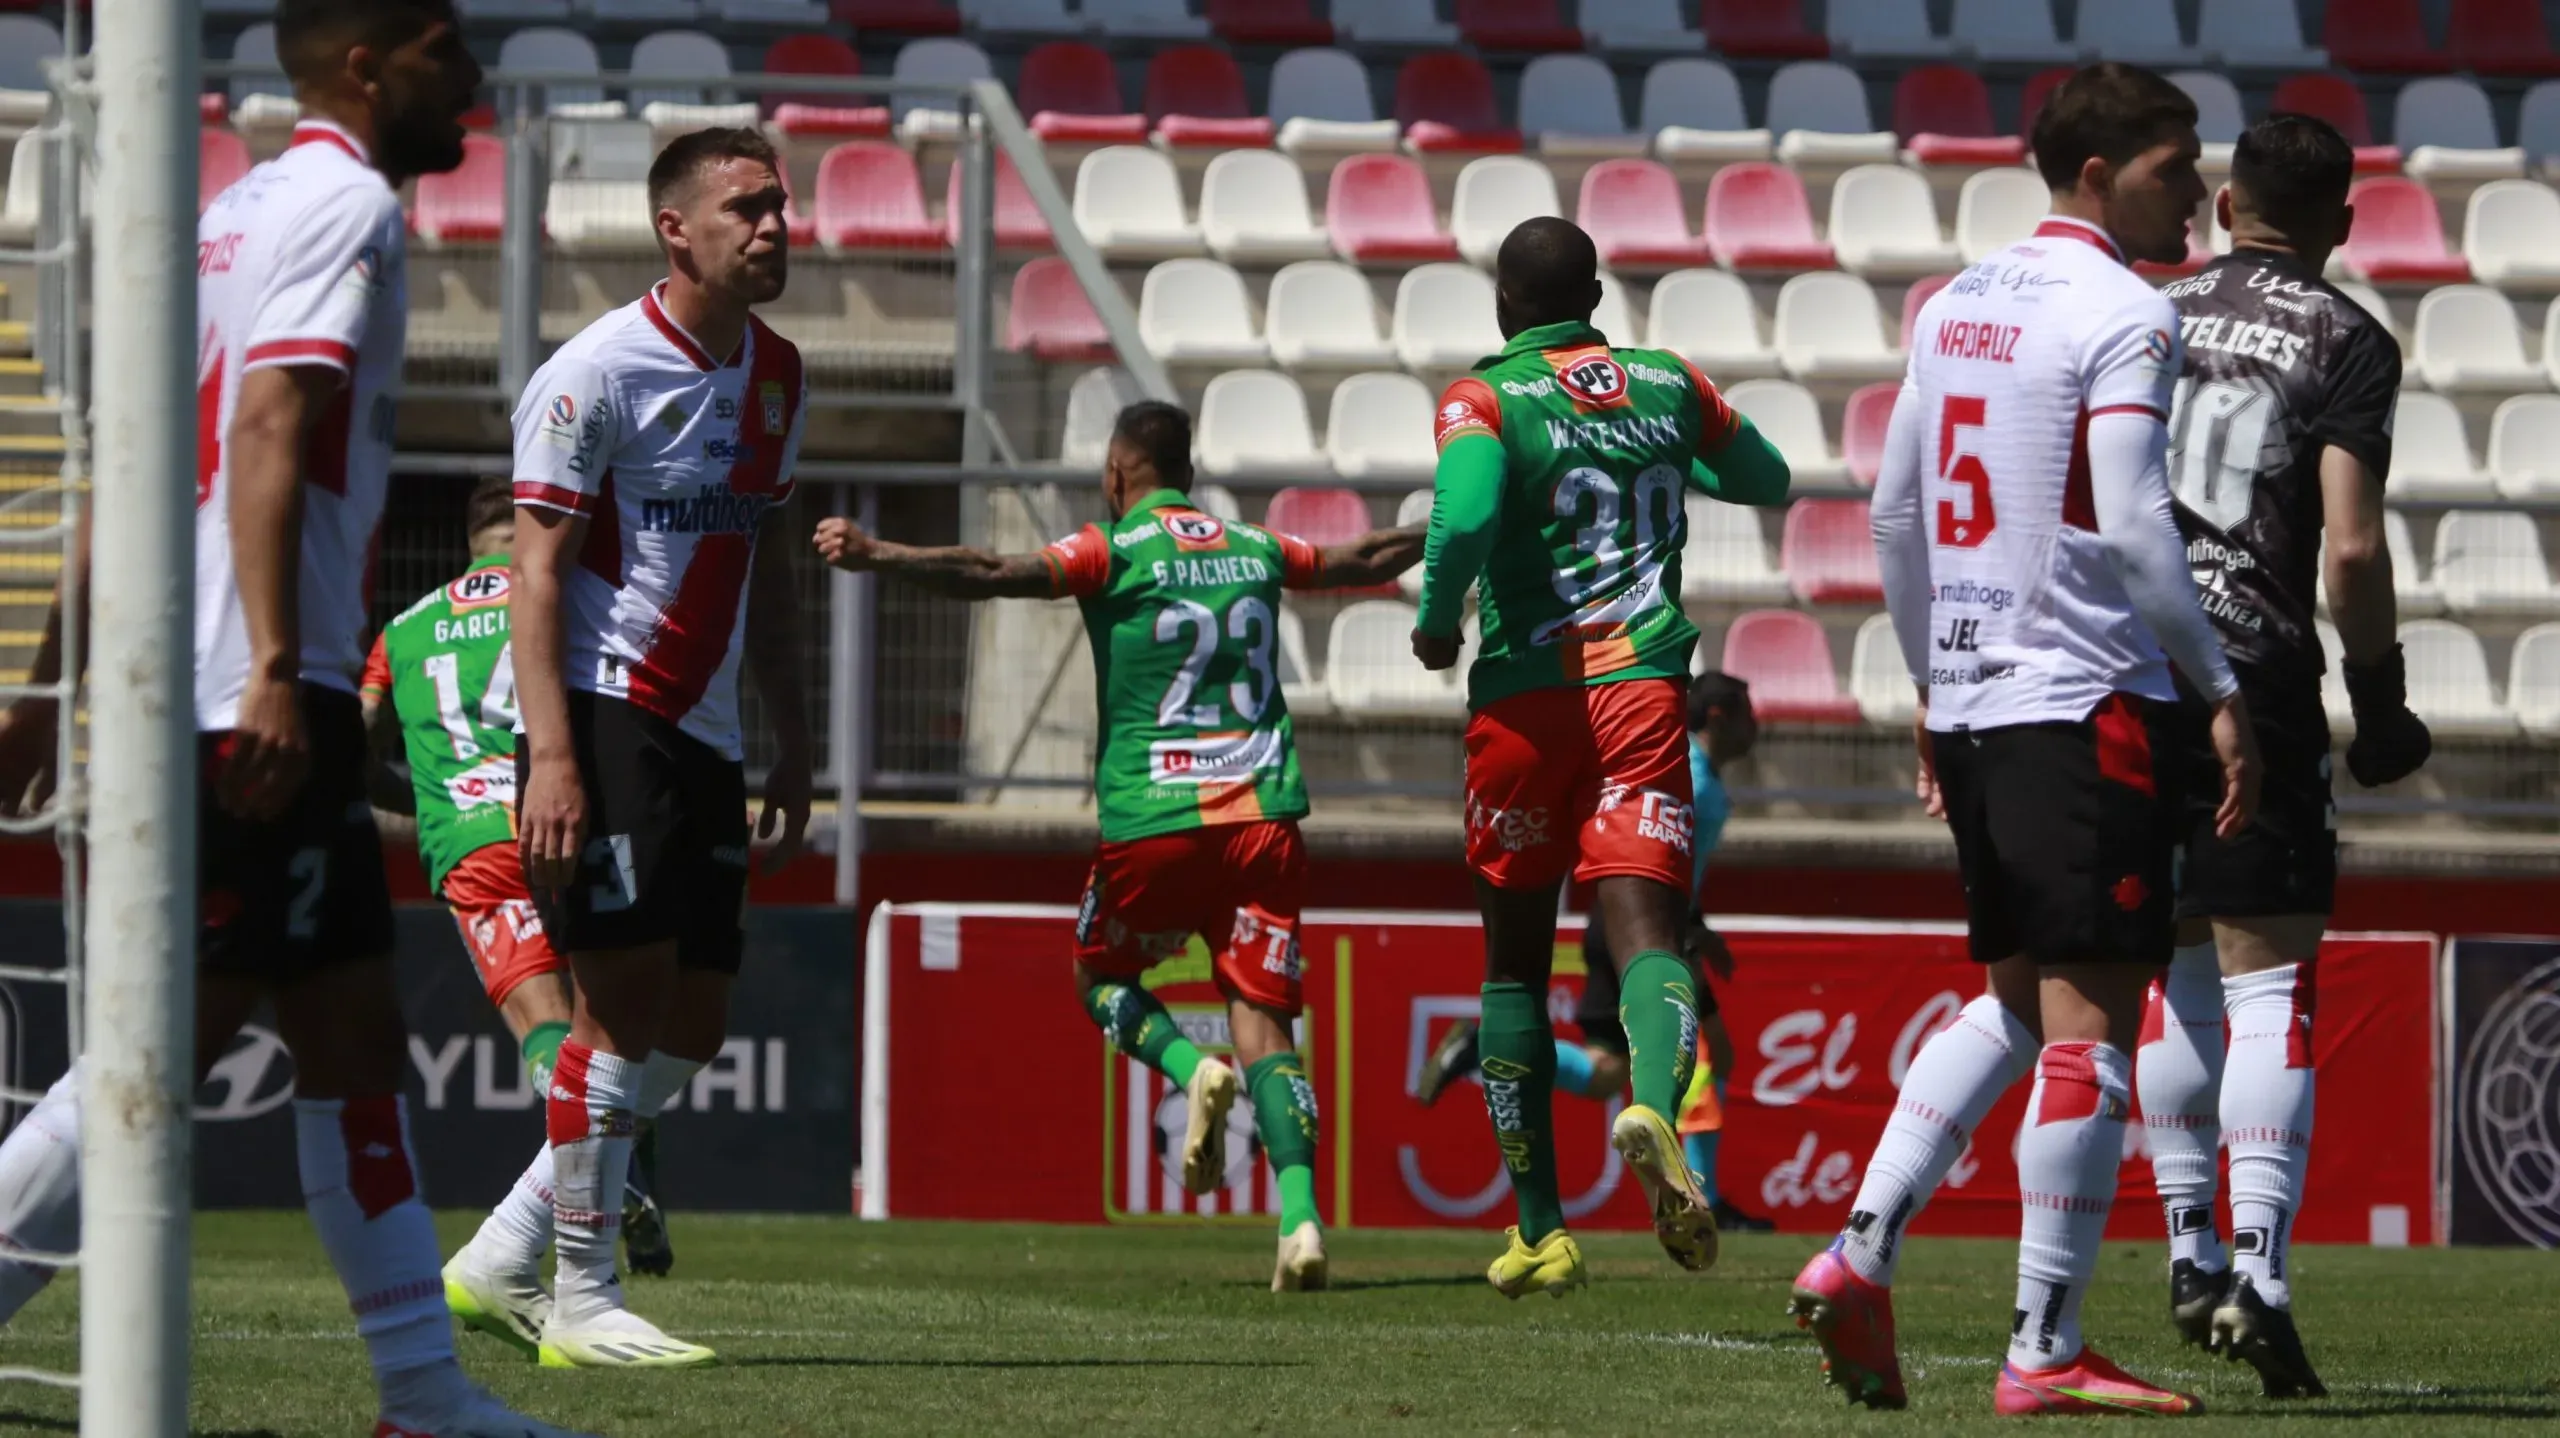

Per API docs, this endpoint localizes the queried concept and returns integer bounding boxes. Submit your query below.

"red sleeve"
[1275,532,1325,590]
[1038,524,1112,598]
[1435,377,1502,452]
[1679,357,1740,451]
[359,631,390,703]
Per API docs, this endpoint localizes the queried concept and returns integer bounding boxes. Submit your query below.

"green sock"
[1246,1051,1321,1233]
[521,1020,570,1091]
[1082,982,1203,1087]
[1620,950,1699,1116]
[1478,981,1565,1244]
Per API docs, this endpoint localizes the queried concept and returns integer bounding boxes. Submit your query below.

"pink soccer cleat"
[1996,1347,2203,1417]
[1786,1239,1907,1410]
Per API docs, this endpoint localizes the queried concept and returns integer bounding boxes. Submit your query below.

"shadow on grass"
[2289,1388,2560,1422]
[0,1412,72,1434]
[1252,1275,1485,1293]
[732,1356,1305,1371]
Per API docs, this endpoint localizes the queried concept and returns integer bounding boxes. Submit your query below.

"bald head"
[1494,217,1603,338]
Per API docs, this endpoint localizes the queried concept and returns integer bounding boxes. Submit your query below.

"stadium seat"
[1327,154,1461,263]
[2447,0,2560,76]
[892,38,992,136]
[832,0,963,32]
[814,142,945,252]
[1397,54,1521,155]
[717,0,830,23]
[1086,0,1211,39]
[1326,600,1466,715]
[591,0,702,23]
[545,119,655,251]
[1457,0,1583,52]
[1266,486,1373,546]
[2271,75,2402,174]
[1208,0,1333,47]
[948,149,1053,251]
[223,23,288,106]
[1828,165,1960,279]
[2343,178,2470,284]
[1774,271,1902,381]
[2413,286,2544,392]
[412,133,504,244]
[2522,83,2560,179]
[497,26,605,109]
[1726,378,1847,485]
[2396,77,2528,184]
[1767,62,1899,167]
[1579,160,1709,270]
[1270,49,1400,157]
[2489,394,2560,499]
[2336,280,2408,359]
[1139,258,1266,366]
[1007,256,1114,361]
[1327,372,1439,479]
[1640,60,1773,165]
[1267,261,1396,369]
[1948,0,2075,64]
[2076,0,2198,66]
[1185,483,1243,522]
[1682,496,1788,602]
[1452,156,1562,267]
[2398,619,2511,731]
[1956,167,2046,262]
[2541,294,2560,387]
[1704,163,1836,272]
[1647,269,1781,379]
[1895,67,2027,168]
[958,0,1086,35]
[1841,381,1899,488]
[1074,146,1200,259]
[764,35,890,136]
[200,125,250,212]
[1593,275,1643,346]
[2170,71,2245,154]
[1782,499,1884,604]
[1721,609,1861,723]
[1021,42,1147,143]
[2435,509,2557,614]
[1699,0,1830,58]
[1850,612,1916,722]
[0,14,55,100]
[2018,65,2074,137]
[626,31,730,110]
[1060,366,1144,464]
[2386,509,2443,614]
[1901,274,1955,347]
[459,0,573,18]
[1827,0,1957,59]
[2506,622,2560,734]
[1518,55,1642,156]
[2324,0,2454,73]
[1393,263,1504,369]
[1196,371,1321,478]
[1275,602,1329,715]
[1147,46,1275,149]
[1341,0,1460,45]
[1201,151,1330,263]
[2196,0,2326,68]
[1392,488,1437,597]
[2390,391,2495,498]
[1584,0,1703,54]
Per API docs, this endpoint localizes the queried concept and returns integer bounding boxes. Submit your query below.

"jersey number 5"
[1935,395,1996,548]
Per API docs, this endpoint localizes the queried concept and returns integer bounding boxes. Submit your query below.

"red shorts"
[443,843,566,1006]
[1464,678,1694,891]
[1072,819,1307,1014]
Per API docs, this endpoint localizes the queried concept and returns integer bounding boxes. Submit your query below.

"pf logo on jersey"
[1558,353,1630,407]
[1166,511,1226,550]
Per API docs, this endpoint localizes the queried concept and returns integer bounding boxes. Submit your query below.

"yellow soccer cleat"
[1486,1225,1586,1300]
[1612,1103,1719,1272]
[1180,1058,1241,1196]
[443,1254,549,1362]
[535,1309,718,1370]
[1272,1220,1329,1293]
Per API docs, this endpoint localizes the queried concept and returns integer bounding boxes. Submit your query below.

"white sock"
[295,1097,468,1420]
[468,1049,701,1281]
[2137,942,2227,1272]
[2223,962,2315,1309]
[1840,995,2036,1286]
[2009,1042,2131,1371]
[0,1070,82,1323]
[547,1042,639,1325]
[638,1050,704,1116]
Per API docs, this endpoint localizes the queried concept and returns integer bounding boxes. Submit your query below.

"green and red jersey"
[360,556,520,895]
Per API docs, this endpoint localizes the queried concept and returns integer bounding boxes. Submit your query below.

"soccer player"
[0,4,590,1434]
[813,400,1423,1291]
[1789,63,2259,1415]
[1412,216,1792,1297]
[482,126,816,1370]
[2136,112,2430,1399]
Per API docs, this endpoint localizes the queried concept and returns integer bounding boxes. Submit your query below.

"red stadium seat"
[1579,159,1710,269]
[816,142,947,252]
[1699,0,1829,58]
[1327,154,1462,263]
[2343,176,2471,284]
[948,150,1055,251]
[1896,66,2027,166]
[1147,46,1275,148]
[1021,42,1149,143]
[1721,609,1862,724]
[411,133,503,242]
[1207,0,1333,46]
[1842,383,1899,489]
[2323,0,2454,74]
[1900,274,1954,349]
[200,125,250,212]
[1007,257,1114,361]
[2018,65,2073,136]
[1396,53,1523,154]
[2269,75,2404,172]
[1782,499,1885,604]
[1264,486,1373,546]
[2446,0,2560,77]
[1457,0,1584,52]
[831,0,961,34]
[765,35,891,136]
[1704,163,1836,272]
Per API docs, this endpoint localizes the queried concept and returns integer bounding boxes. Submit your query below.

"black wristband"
[2341,642,2410,716]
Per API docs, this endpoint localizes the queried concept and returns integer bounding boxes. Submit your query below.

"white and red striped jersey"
[1899,216,2187,730]
[193,119,409,731]
[510,283,807,760]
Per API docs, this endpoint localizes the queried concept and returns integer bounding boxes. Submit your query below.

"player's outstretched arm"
[2322,446,2430,786]
[746,509,814,870]
[223,364,342,820]
[1689,415,1792,508]
[1307,525,1427,590]
[811,517,1054,599]
[511,504,590,890]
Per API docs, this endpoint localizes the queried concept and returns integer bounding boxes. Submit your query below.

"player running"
[0,4,588,1434]
[815,400,1422,1291]
[1412,216,1792,1297]
[2136,113,2429,1400]
[471,126,816,1370]
[1791,63,2258,1415]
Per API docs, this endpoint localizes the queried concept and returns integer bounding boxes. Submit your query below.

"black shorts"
[1931,693,2182,967]
[1574,914,1715,1054]
[521,691,749,973]
[2173,677,2337,920]
[199,685,395,981]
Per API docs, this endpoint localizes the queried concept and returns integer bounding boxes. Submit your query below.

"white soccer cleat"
[443,1253,551,1362]
[375,1383,600,1437]
[1180,1058,1241,1196]
[1272,1220,1329,1293]
[537,1306,718,1369]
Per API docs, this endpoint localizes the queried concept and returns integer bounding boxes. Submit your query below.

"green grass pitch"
[0,1214,2552,1434]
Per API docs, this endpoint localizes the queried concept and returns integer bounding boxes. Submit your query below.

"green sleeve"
[1688,415,1792,507]
[1416,432,1506,638]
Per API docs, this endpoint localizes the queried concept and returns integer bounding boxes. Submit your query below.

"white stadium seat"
[1452,156,1563,268]
[2490,394,2560,500]
[1340,0,1459,45]
[500,27,611,109]
[1266,261,1395,370]
[1681,495,1789,602]
[1196,370,1323,478]
[1827,164,1959,278]
[2464,181,2560,291]
[1326,372,1440,480]
[626,30,730,108]
[959,0,1087,34]
[1518,54,1643,155]
[2197,0,2327,69]
[1393,263,1503,370]
[2434,510,2557,615]
[228,22,290,104]
[893,38,992,134]
[1060,367,1144,465]
[2170,70,2244,170]
[2398,618,2512,734]
[1326,600,1467,716]
[2078,0,2198,67]
[1277,603,1329,716]
[2412,286,2544,394]
[1586,0,1705,53]
[1138,258,1265,366]
[1199,150,1332,265]
[1725,378,1847,485]
[2387,509,2443,616]
[1948,0,2075,63]
[1394,487,1436,598]
[1828,0,1958,59]
[2388,392,2496,500]
[1269,49,1401,157]
[1645,269,1780,379]
[1767,62,1900,167]
[1773,272,1901,382]
[1850,611,1917,723]
[2507,622,2560,735]
[2396,77,2528,185]
[1956,166,2047,262]
[1594,275,1642,348]
[1189,482,1243,521]
[2523,82,2560,181]
[1075,147,1202,260]
[2334,281,2412,380]
[1086,0,1211,39]
[1640,59,1772,164]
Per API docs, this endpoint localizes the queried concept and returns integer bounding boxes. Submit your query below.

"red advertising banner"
[860,907,2435,1245]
